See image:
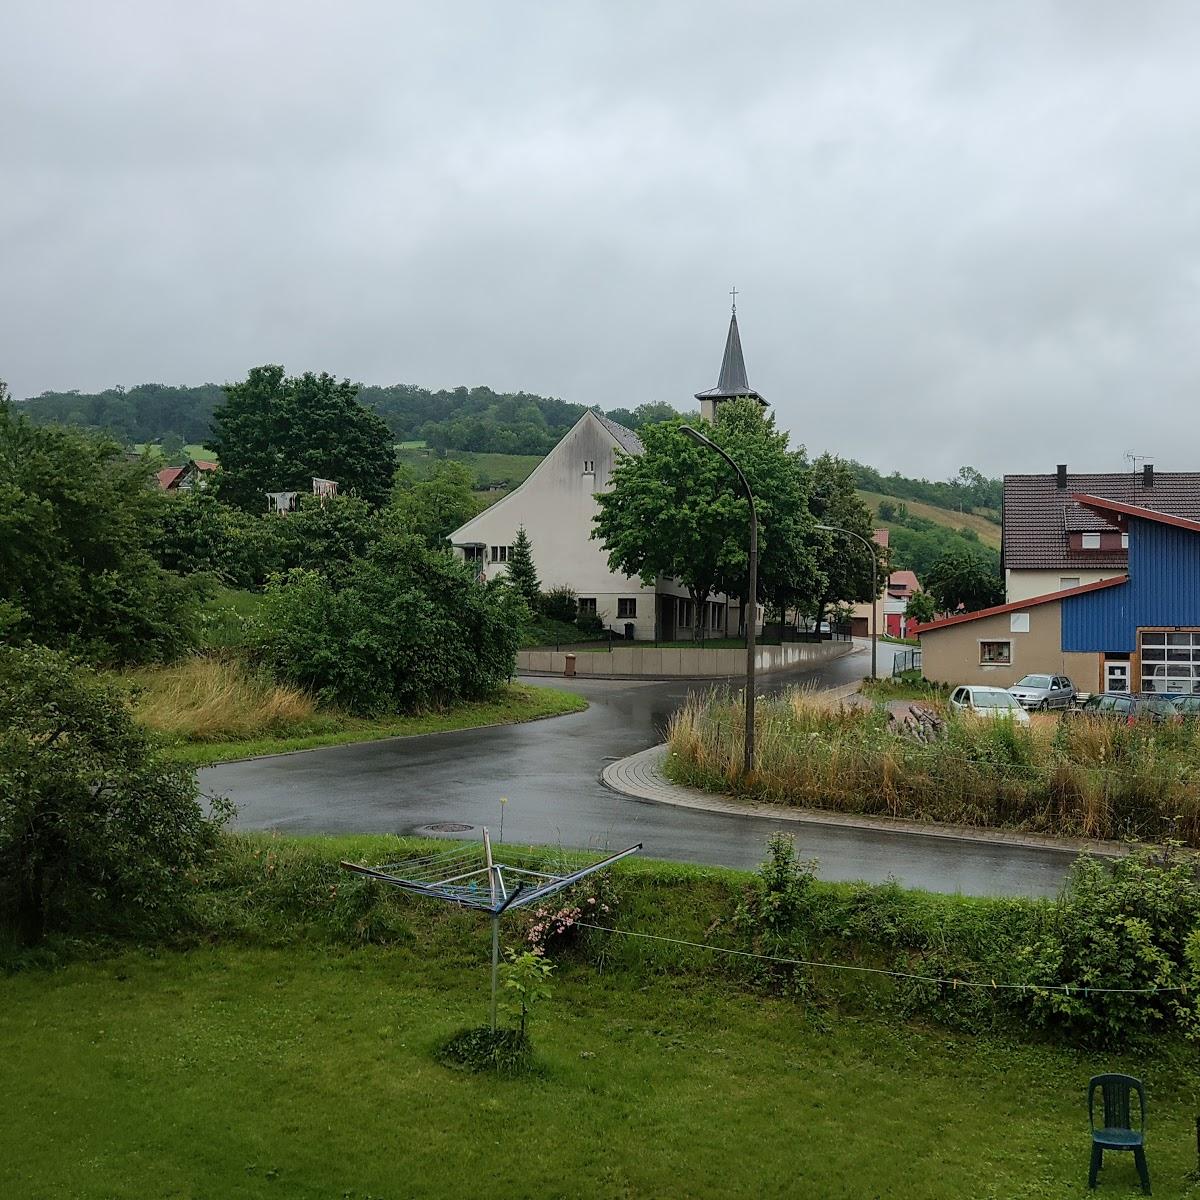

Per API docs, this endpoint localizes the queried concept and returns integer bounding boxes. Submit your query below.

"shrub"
[540,585,577,623]
[0,645,230,943]
[255,533,524,715]
[500,948,554,1036]
[575,611,605,638]
[1016,845,1200,1044]
[0,404,202,664]
[435,1026,532,1075]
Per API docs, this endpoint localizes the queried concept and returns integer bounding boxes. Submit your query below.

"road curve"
[200,643,1077,898]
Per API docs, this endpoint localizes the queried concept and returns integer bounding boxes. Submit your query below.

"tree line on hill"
[17,379,681,456]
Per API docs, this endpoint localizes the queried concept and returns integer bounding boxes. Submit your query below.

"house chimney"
[1143,463,1154,488]
[1056,464,1067,489]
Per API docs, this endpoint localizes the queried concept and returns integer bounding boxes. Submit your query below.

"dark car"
[1074,692,1178,723]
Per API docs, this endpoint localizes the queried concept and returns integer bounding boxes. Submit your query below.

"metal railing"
[892,647,923,676]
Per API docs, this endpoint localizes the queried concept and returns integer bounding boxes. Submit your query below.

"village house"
[1002,464,1200,603]
[447,310,767,641]
[155,459,218,491]
[921,493,1200,694]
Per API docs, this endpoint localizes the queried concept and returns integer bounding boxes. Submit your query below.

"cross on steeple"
[729,285,738,313]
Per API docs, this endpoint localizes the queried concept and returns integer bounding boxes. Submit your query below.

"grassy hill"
[856,490,1001,549]
[397,445,542,490]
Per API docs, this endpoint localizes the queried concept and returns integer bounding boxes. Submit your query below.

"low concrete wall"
[518,639,855,679]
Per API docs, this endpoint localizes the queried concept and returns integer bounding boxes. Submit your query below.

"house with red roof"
[155,459,218,492]
[920,493,1200,694]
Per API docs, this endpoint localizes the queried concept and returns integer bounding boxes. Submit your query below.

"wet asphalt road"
[201,643,1077,898]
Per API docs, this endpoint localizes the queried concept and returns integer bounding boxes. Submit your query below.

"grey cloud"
[3,1,1200,477]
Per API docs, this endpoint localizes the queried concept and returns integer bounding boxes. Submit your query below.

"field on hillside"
[857,488,1002,547]
[396,447,543,489]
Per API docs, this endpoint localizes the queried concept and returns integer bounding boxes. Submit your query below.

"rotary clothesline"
[574,920,1189,997]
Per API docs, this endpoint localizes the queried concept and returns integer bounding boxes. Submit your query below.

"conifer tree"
[506,526,541,609]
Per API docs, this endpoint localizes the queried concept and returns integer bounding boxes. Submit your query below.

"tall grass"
[124,656,324,743]
[667,689,1200,845]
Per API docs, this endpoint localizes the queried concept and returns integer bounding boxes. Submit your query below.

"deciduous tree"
[210,366,396,510]
[924,549,1004,613]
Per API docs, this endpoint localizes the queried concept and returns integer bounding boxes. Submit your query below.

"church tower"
[694,295,767,424]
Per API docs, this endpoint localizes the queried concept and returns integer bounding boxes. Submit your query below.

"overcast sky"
[4,2,1200,477]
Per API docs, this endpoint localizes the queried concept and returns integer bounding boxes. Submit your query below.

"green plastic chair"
[1088,1073,1150,1194]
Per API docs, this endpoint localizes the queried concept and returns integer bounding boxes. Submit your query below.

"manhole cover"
[424,821,474,833]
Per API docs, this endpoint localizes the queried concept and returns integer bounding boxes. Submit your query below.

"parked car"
[1073,693,1177,723]
[1170,695,1200,718]
[1008,673,1076,711]
[948,686,1031,723]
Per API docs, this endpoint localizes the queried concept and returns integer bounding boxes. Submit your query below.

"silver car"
[1008,673,1076,711]
[948,686,1031,723]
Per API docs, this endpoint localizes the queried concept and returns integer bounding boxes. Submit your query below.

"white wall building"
[448,309,766,641]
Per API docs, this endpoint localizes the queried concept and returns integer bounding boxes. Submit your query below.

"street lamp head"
[679,424,716,450]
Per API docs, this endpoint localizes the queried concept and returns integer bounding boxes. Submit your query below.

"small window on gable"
[583,459,595,474]
[1121,532,1129,549]
[979,640,1012,665]
[1081,532,1101,550]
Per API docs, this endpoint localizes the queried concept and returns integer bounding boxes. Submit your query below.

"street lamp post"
[816,523,879,681]
[680,425,758,775]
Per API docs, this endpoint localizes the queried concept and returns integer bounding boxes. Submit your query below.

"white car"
[948,685,1031,723]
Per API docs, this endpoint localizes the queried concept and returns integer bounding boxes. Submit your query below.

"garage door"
[1139,630,1200,694]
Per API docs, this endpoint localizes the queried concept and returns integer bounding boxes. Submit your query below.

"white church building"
[448,309,767,641]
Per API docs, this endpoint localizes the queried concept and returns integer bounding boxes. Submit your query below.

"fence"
[893,647,923,677]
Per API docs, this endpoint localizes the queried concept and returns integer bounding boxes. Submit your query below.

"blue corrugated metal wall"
[1061,519,1200,651]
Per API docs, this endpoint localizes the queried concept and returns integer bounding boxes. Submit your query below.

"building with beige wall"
[919,591,1100,691]
[447,309,767,642]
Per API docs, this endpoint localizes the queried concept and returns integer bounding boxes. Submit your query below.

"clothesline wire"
[573,920,1188,997]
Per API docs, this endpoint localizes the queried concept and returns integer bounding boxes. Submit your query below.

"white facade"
[448,410,746,641]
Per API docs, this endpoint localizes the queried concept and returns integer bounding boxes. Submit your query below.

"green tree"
[904,590,937,625]
[210,365,396,511]
[806,453,883,630]
[593,401,816,641]
[506,526,540,608]
[256,533,524,715]
[387,460,485,547]
[924,549,1004,613]
[0,645,228,943]
[0,400,200,663]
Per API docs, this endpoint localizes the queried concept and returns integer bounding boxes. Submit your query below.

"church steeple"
[694,295,767,423]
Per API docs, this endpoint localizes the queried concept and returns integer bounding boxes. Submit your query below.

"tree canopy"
[0,398,200,663]
[924,549,1005,613]
[387,460,486,547]
[209,366,396,510]
[592,400,817,639]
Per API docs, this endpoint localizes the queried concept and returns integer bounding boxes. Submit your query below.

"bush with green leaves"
[0,645,230,943]
[435,1025,532,1075]
[151,487,282,588]
[501,948,555,1037]
[1015,846,1200,1044]
[0,400,202,663]
[255,533,524,715]
[540,585,577,623]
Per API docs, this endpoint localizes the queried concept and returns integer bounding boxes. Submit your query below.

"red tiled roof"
[193,460,218,472]
[156,466,185,489]
[873,528,889,548]
[917,575,1128,633]
[888,569,920,594]
[1003,471,1200,570]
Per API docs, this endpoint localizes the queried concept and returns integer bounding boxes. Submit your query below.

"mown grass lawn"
[2,941,1197,1199]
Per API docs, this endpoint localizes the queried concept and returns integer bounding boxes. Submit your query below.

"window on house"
[1059,577,1080,590]
[617,598,637,618]
[677,598,694,630]
[578,597,597,615]
[583,459,595,473]
[1081,533,1101,549]
[490,545,511,563]
[979,640,1012,665]
[463,546,485,562]
[1121,533,1129,549]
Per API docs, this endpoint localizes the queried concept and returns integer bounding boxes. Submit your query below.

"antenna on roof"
[1124,451,1152,471]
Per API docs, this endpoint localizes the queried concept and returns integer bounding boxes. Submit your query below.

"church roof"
[694,310,766,405]
[593,411,644,454]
